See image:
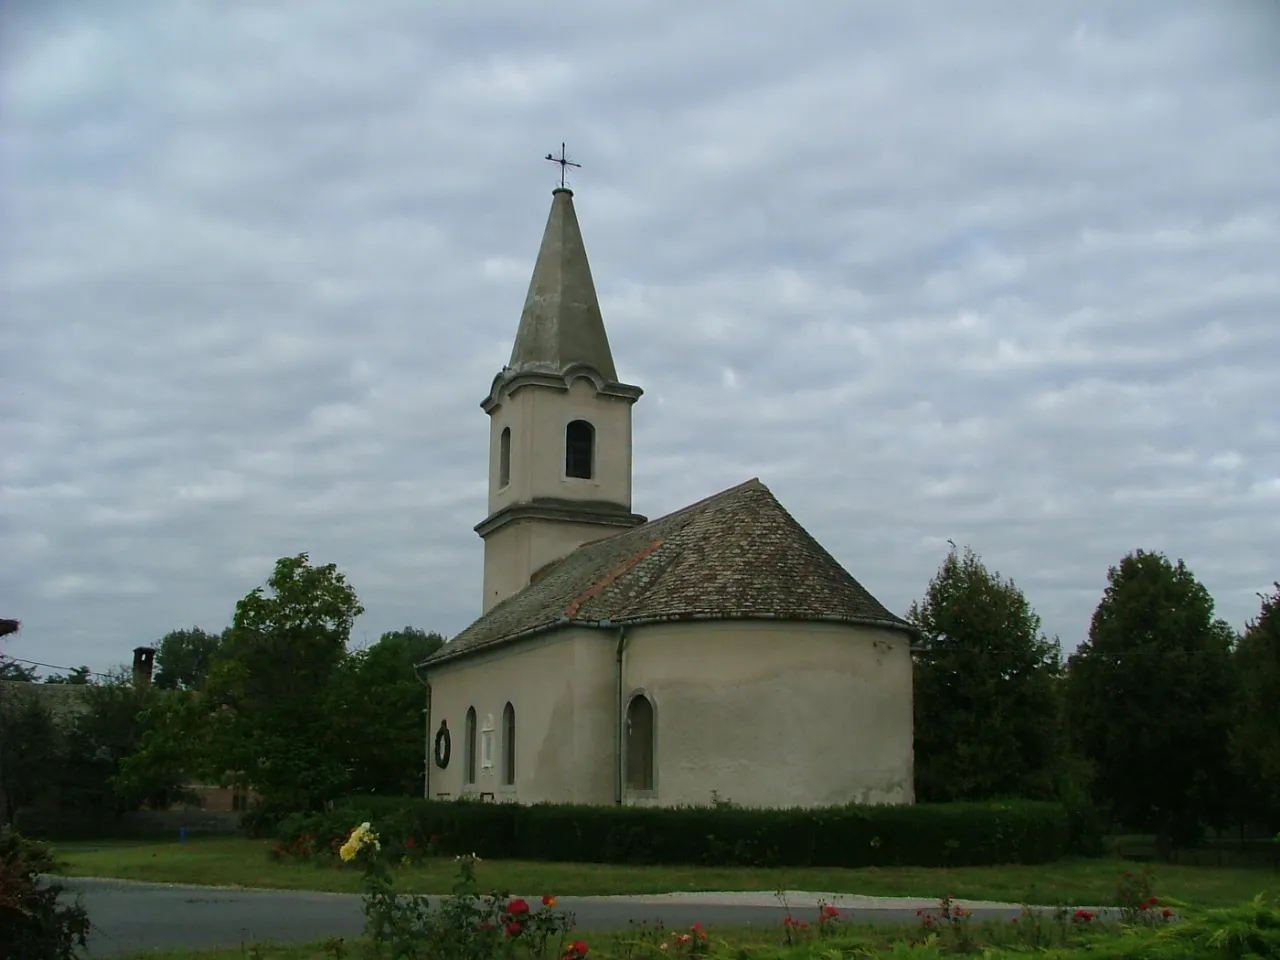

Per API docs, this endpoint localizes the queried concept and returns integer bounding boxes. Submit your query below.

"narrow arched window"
[501,702,516,786]
[565,420,594,479]
[464,707,477,784]
[625,694,654,791]
[498,427,511,488]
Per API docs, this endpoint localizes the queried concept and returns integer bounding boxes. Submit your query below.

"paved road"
[55,877,1056,956]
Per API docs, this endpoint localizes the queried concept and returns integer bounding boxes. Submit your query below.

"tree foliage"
[203,554,365,814]
[0,695,60,826]
[42,666,92,685]
[1066,550,1236,845]
[909,544,1065,803]
[154,627,224,691]
[326,627,444,797]
[0,659,39,682]
[1230,583,1280,826]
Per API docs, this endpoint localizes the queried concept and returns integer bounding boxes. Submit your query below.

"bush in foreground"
[276,797,1083,870]
[0,828,91,960]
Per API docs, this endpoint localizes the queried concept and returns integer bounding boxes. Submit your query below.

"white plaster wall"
[425,628,618,805]
[621,620,915,808]
[486,376,634,512]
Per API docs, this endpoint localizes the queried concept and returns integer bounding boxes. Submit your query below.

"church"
[418,184,917,809]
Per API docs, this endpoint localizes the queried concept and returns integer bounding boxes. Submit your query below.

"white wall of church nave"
[621,620,915,809]
[425,629,616,805]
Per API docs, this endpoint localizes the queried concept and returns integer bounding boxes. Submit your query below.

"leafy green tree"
[58,670,159,815]
[0,659,39,682]
[0,694,61,825]
[1066,550,1236,846]
[154,627,224,691]
[909,544,1065,802]
[1231,583,1280,828]
[203,554,364,814]
[326,627,444,796]
[112,689,205,812]
[42,666,92,685]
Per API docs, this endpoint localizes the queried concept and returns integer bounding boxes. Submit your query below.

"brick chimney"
[132,646,156,689]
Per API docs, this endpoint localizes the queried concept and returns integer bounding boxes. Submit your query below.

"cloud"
[2,0,1277,673]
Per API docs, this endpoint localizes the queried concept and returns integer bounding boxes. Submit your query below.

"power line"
[0,655,115,680]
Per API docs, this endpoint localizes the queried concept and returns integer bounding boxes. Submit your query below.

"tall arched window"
[464,707,477,785]
[565,420,594,479]
[625,693,654,791]
[501,702,516,786]
[498,427,511,488]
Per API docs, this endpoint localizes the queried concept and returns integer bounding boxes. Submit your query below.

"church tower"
[476,187,646,611]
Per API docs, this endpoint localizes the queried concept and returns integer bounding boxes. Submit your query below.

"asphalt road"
[56,878,1041,956]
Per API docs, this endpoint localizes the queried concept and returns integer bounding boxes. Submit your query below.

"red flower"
[692,921,707,938]
[1162,907,1174,919]
[1072,910,1096,923]
[1139,902,1149,911]
[563,940,589,959]
[542,894,557,907]
[822,905,840,918]
[505,920,523,937]
[1148,896,1159,906]
[405,837,416,848]
[505,898,531,916]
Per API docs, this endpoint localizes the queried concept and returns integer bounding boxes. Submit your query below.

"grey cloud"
[2,1,1277,673]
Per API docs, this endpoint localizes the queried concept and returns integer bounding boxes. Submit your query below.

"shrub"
[0,828,91,960]
[278,797,1075,868]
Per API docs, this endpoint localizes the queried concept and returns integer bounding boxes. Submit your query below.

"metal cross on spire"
[544,142,581,189]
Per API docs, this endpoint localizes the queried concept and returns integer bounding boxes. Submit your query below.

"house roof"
[506,188,619,382]
[423,478,914,667]
[0,680,92,726]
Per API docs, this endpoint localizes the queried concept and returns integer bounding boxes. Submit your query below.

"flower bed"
[316,818,1269,960]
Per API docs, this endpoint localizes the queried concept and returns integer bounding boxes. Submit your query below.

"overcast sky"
[3,1,1278,677]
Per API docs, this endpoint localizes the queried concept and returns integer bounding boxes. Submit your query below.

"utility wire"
[0,655,115,680]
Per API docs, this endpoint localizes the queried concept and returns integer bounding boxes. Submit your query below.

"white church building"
[419,185,916,809]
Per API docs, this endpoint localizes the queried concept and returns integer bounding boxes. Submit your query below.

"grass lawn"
[49,836,1279,908]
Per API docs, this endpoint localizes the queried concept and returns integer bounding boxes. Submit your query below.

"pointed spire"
[508,188,618,382]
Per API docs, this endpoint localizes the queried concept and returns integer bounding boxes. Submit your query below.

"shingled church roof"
[423,478,914,667]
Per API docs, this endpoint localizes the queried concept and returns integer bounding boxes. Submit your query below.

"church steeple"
[475,186,646,613]
[508,188,618,382]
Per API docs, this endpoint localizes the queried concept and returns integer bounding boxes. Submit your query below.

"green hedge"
[279,797,1080,868]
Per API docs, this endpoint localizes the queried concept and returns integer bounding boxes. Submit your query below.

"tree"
[1230,583,1280,828]
[326,627,444,796]
[112,689,205,812]
[58,671,158,816]
[154,627,224,691]
[202,554,364,815]
[0,694,60,825]
[1066,550,1236,846]
[42,666,92,685]
[908,544,1064,802]
[0,659,38,682]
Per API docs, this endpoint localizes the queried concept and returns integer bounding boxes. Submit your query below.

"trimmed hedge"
[278,797,1081,868]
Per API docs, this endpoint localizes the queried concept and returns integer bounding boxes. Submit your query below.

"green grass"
[48,836,1279,908]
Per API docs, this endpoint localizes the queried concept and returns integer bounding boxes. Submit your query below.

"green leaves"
[909,544,1064,804]
[1066,549,1236,844]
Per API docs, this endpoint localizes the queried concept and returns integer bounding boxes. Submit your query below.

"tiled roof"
[0,680,92,726]
[423,478,914,667]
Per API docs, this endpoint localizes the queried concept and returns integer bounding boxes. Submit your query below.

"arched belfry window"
[625,693,654,791]
[498,427,511,488]
[501,702,516,786]
[565,420,594,479]
[464,707,477,785]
